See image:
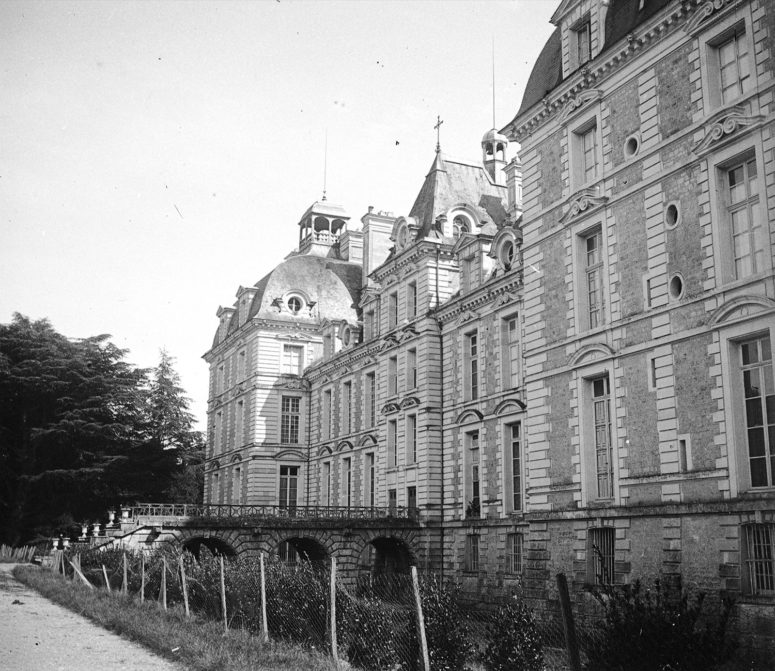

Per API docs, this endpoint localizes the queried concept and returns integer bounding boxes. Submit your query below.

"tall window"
[725,156,763,279]
[342,457,352,508]
[388,356,398,396]
[366,371,376,428]
[365,309,376,340]
[717,28,751,104]
[238,349,246,381]
[212,471,220,503]
[388,292,398,329]
[592,377,613,499]
[235,399,244,447]
[584,229,604,329]
[388,420,397,468]
[388,488,397,514]
[282,344,304,375]
[406,414,417,464]
[461,256,473,293]
[365,453,375,507]
[407,486,417,511]
[280,396,300,444]
[407,348,417,389]
[214,411,222,455]
[506,532,524,574]
[342,380,352,434]
[588,527,615,585]
[465,534,480,572]
[217,364,225,394]
[465,332,479,400]
[573,122,598,186]
[322,389,332,439]
[468,431,481,517]
[321,461,331,506]
[279,465,298,510]
[232,466,241,504]
[743,523,775,596]
[407,282,417,319]
[573,18,591,68]
[501,314,519,389]
[741,335,774,487]
[507,422,523,513]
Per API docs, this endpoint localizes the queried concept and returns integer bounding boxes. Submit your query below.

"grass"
[13,565,339,671]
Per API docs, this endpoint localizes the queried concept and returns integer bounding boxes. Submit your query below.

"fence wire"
[61,548,587,671]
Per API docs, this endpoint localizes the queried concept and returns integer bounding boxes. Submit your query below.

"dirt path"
[0,563,182,671]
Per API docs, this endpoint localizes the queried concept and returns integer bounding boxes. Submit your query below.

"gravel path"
[0,563,182,671]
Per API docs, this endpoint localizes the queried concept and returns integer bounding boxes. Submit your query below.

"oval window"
[287,296,303,314]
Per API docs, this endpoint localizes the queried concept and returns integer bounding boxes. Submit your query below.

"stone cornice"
[436,274,523,326]
[371,241,456,284]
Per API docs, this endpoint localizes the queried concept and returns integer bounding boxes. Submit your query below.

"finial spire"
[492,36,496,129]
[322,129,328,201]
[434,115,444,154]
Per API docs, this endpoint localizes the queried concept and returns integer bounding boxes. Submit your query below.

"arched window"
[453,215,470,240]
[499,239,516,271]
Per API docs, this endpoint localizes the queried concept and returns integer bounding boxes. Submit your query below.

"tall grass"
[13,565,338,671]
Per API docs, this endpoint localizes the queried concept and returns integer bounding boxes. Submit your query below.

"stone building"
[203,0,775,646]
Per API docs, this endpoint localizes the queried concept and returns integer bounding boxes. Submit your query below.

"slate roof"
[408,152,507,237]
[506,0,673,125]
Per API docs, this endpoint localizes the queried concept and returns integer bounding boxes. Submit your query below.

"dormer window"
[287,295,304,314]
[572,17,591,70]
[453,215,470,240]
[499,239,516,272]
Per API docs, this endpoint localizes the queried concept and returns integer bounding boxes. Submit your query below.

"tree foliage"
[0,314,204,544]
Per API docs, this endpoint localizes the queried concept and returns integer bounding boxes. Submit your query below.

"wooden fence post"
[102,564,111,592]
[556,572,582,671]
[259,552,269,642]
[179,555,190,618]
[140,553,145,603]
[329,557,338,663]
[122,552,128,595]
[411,566,430,671]
[68,558,94,589]
[220,555,228,634]
[160,557,167,610]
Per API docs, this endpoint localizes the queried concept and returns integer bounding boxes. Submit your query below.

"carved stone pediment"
[559,188,609,225]
[381,402,400,415]
[558,89,603,125]
[692,106,765,155]
[456,310,479,326]
[684,0,736,34]
[400,396,420,409]
[494,292,519,307]
[380,333,400,350]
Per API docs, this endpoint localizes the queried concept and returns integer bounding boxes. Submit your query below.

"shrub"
[420,575,472,671]
[584,579,735,671]
[482,595,544,671]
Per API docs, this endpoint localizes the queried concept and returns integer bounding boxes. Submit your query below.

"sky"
[0,0,557,428]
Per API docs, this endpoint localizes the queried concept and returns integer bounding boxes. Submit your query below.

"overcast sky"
[0,0,557,428]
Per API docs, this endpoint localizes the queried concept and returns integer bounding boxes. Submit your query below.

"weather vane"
[434,115,444,153]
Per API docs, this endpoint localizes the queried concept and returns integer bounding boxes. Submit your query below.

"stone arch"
[568,342,615,367]
[708,295,775,326]
[178,532,238,559]
[276,535,330,564]
[356,532,418,576]
[456,408,484,425]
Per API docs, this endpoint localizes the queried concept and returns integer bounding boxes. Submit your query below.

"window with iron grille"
[465,534,480,572]
[506,532,524,574]
[280,395,300,444]
[588,527,615,585]
[743,523,775,597]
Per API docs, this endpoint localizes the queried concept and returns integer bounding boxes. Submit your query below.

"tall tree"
[0,314,146,544]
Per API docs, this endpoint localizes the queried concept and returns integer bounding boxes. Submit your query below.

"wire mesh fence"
[51,547,589,671]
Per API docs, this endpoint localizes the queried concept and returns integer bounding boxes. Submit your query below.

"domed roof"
[481,128,509,145]
[214,253,362,346]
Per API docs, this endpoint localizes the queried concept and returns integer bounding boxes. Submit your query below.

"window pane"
[746,398,763,427]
